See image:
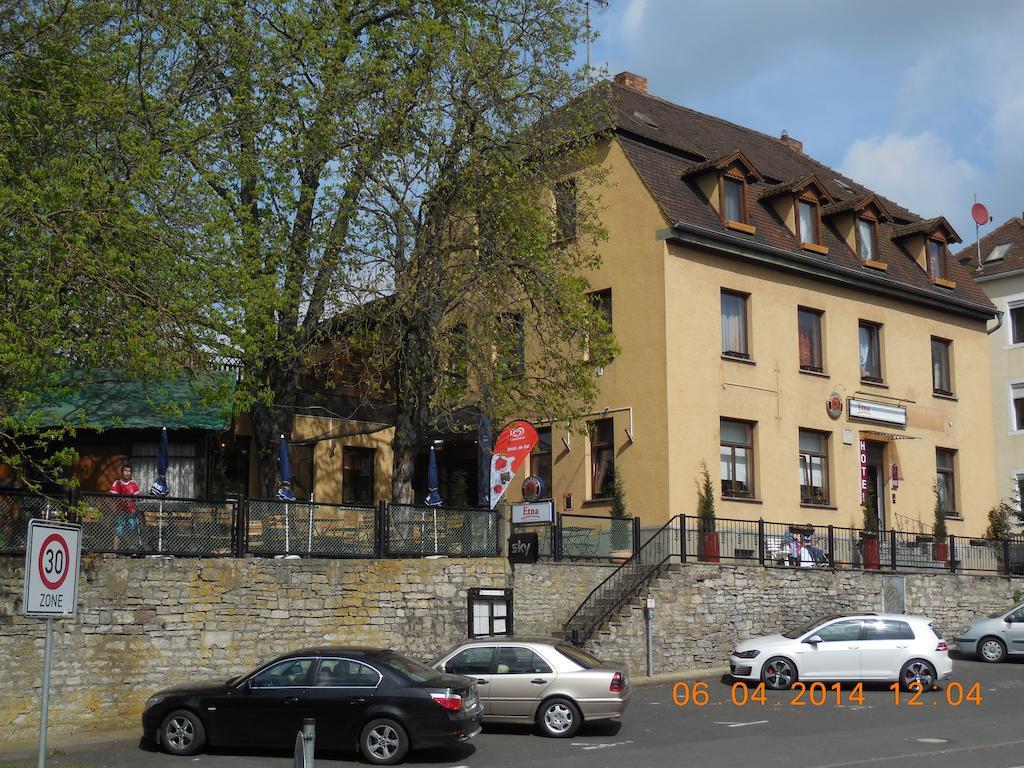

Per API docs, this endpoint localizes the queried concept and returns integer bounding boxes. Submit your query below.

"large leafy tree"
[120,0,613,499]
[4,0,614,499]
[336,4,615,502]
[0,1,225,486]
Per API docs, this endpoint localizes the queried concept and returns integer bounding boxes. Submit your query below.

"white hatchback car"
[729,613,952,691]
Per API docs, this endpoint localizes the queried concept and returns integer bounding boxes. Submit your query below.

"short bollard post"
[294,718,315,768]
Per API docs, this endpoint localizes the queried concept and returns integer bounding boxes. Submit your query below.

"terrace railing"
[384,503,499,557]
[677,514,1024,575]
[0,489,499,560]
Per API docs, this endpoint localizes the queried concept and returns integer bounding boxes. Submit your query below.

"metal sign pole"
[37,617,54,768]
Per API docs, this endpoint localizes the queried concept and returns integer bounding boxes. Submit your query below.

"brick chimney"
[780,130,803,153]
[613,71,648,95]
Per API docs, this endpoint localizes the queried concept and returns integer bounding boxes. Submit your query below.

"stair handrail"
[564,514,679,644]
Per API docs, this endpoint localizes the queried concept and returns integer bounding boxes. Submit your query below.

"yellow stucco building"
[520,73,998,537]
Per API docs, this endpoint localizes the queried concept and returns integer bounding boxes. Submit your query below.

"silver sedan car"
[432,638,629,738]
[956,602,1024,662]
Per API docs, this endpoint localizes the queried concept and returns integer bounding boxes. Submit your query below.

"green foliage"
[3,0,614,500]
[1015,589,1023,603]
[609,467,630,550]
[933,484,947,540]
[610,467,626,518]
[696,461,715,533]
[862,491,879,534]
[986,500,1015,541]
[1,1,227,487]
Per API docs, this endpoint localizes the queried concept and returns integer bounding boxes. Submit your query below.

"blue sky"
[581,0,1024,244]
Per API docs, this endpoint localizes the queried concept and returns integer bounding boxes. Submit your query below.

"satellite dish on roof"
[972,202,990,226]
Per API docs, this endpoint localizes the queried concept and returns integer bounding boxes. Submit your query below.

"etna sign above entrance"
[848,398,907,427]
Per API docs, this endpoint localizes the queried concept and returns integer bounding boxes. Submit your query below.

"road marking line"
[801,737,1024,767]
[569,741,630,753]
[713,720,769,728]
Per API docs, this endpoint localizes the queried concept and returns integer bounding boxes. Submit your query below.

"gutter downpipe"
[988,310,1004,335]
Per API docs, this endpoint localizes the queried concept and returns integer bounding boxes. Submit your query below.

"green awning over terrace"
[21,370,237,431]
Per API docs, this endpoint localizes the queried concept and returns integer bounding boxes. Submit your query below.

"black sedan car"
[142,647,481,765]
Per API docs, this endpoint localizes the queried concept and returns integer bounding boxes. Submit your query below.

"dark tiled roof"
[758,175,834,203]
[821,193,893,221]
[680,149,762,181]
[609,81,994,315]
[892,217,961,243]
[956,217,1024,279]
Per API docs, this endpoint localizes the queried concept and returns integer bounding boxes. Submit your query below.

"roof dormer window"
[797,198,820,245]
[891,216,960,287]
[682,150,761,235]
[856,215,878,262]
[723,175,746,224]
[927,237,948,280]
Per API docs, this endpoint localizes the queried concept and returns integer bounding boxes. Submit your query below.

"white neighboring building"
[960,216,1024,506]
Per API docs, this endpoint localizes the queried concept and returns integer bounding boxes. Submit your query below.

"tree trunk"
[391,411,419,504]
[249,362,299,498]
[390,318,434,505]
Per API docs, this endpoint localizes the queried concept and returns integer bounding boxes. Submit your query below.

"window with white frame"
[1012,383,1024,431]
[1009,301,1024,345]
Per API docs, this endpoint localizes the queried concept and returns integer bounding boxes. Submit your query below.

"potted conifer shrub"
[697,462,719,563]
[608,468,632,564]
[932,485,949,563]
[860,492,880,570]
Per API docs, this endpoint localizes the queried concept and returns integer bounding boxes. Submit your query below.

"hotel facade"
[512,73,999,537]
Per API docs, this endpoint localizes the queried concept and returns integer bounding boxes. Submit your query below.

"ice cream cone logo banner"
[489,420,539,509]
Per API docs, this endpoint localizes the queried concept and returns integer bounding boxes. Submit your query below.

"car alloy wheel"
[979,637,1007,663]
[537,697,581,738]
[160,709,205,756]
[761,657,796,690]
[360,718,409,765]
[900,659,936,691]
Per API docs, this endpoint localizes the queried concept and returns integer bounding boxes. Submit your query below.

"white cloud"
[621,0,648,38]
[840,132,982,235]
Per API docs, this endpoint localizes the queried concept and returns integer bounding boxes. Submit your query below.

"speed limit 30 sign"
[23,519,82,618]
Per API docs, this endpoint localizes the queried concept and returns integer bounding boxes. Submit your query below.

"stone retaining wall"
[0,556,509,742]
[587,565,1024,675]
[3,555,1022,742]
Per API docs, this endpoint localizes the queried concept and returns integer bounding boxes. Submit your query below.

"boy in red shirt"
[110,463,140,549]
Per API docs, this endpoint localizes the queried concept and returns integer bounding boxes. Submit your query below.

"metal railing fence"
[564,515,679,645]
[0,489,499,560]
[384,503,499,557]
[76,492,238,556]
[677,514,1024,575]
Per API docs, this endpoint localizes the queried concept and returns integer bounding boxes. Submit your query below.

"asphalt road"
[4,655,1024,768]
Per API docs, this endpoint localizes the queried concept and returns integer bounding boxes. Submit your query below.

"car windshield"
[430,643,464,668]
[555,644,603,669]
[377,652,443,683]
[989,604,1024,619]
[782,614,843,639]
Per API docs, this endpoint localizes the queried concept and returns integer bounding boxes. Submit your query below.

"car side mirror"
[804,635,823,645]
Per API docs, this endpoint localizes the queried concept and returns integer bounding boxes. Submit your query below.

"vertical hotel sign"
[859,439,867,503]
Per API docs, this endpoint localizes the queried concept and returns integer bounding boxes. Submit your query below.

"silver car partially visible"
[432,638,629,738]
[956,602,1024,662]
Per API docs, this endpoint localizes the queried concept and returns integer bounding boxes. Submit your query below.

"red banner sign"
[489,421,539,509]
